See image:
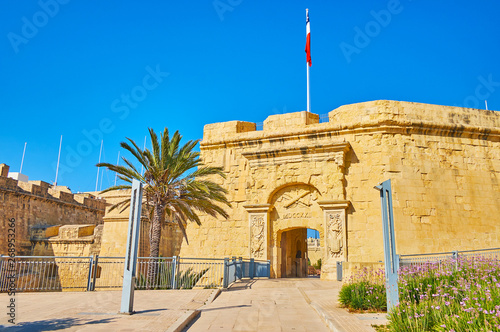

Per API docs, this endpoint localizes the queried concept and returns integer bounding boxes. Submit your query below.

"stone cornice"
[200,118,500,151]
[243,204,272,213]
[242,141,350,167]
[317,200,351,210]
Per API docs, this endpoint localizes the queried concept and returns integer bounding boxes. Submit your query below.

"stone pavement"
[0,288,215,331]
[186,278,388,332]
[0,278,389,331]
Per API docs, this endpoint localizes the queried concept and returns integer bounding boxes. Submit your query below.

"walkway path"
[0,278,388,331]
[186,278,388,332]
[0,289,214,331]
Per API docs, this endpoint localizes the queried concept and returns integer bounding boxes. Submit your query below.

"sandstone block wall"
[97,189,183,258]
[178,100,500,279]
[0,165,106,255]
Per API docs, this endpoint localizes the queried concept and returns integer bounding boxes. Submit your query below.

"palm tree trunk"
[146,204,163,289]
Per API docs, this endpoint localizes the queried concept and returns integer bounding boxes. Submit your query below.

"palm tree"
[97,127,230,288]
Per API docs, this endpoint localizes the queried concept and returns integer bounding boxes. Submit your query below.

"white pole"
[95,140,103,192]
[306,8,311,113]
[114,151,120,186]
[307,64,310,113]
[100,165,104,192]
[20,142,27,173]
[54,135,62,186]
[485,100,488,110]
[140,135,146,175]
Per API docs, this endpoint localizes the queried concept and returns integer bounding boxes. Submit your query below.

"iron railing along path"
[0,256,91,292]
[399,247,500,269]
[0,255,270,293]
[223,257,271,288]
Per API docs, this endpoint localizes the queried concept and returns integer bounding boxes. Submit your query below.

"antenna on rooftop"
[95,140,103,192]
[485,100,488,110]
[54,135,63,186]
[20,142,27,173]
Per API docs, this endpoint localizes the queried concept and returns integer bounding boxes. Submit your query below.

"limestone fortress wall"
[0,164,106,255]
[178,100,500,279]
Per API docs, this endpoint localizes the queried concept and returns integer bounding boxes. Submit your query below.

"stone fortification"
[0,164,106,255]
[97,189,183,258]
[178,100,500,280]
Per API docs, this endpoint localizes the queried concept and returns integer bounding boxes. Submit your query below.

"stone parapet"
[0,169,106,211]
[201,100,500,149]
[203,121,256,141]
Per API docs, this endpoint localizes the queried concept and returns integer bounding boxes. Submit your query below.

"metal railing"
[399,247,500,269]
[0,256,92,292]
[0,255,264,292]
[223,257,271,288]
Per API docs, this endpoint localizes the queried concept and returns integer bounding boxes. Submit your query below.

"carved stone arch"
[264,181,328,205]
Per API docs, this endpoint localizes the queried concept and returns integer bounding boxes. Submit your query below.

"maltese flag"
[305,9,311,66]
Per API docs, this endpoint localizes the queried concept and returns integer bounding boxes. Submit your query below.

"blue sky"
[1,0,499,194]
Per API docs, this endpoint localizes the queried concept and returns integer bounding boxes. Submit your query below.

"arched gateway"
[244,183,349,279]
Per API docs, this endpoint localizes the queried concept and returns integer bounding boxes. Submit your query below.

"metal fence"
[0,256,92,292]
[399,247,500,269]
[223,257,271,288]
[0,255,269,293]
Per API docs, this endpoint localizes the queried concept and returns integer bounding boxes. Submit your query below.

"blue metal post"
[223,258,229,288]
[375,179,399,312]
[86,256,94,291]
[249,258,255,279]
[171,256,177,289]
[238,257,243,279]
[120,179,143,314]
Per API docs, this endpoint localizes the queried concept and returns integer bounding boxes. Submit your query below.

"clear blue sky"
[1,0,499,194]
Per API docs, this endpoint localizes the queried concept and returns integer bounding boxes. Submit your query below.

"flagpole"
[54,135,62,186]
[95,140,103,192]
[140,135,146,176]
[306,8,311,113]
[20,142,27,173]
[307,62,310,113]
[114,151,120,186]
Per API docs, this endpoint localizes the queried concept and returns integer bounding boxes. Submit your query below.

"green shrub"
[313,258,322,270]
[339,267,387,311]
[339,281,387,311]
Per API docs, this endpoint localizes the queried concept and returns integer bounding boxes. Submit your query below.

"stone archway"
[269,184,324,278]
[244,183,350,279]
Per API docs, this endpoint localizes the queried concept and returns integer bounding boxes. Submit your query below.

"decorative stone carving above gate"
[244,204,271,259]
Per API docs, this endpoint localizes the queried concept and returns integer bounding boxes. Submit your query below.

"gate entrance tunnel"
[280,228,318,278]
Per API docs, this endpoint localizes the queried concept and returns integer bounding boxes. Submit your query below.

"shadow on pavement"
[0,317,116,331]
[200,304,251,312]
[226,279,257,291]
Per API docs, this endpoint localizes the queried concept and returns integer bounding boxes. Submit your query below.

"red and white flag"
[305,9,311,67]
